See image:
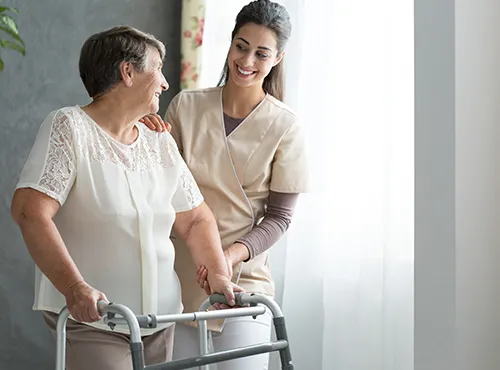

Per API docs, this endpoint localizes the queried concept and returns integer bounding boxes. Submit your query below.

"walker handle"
[209,292,248,306]
[97,300,109,316]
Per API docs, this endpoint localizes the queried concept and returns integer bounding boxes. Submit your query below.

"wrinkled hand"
[139,114,171,133]
[206,273,244,307]
[196,250,244,309]
[63,281,108,322]
[196,249,235,295]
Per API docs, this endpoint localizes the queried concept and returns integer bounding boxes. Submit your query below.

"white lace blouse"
[16,106,203,334]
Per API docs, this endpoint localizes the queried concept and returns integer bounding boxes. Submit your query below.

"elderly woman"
[10,26,240,370]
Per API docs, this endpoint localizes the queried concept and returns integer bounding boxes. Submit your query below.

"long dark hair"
[217,0,291,101]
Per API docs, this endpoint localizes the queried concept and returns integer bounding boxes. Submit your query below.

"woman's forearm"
[16,214,84,296]
[175,202,229,277]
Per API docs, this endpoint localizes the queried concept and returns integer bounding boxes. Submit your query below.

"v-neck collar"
[218,87,269,139]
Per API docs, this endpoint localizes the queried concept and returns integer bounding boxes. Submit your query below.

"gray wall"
[414,0,456,369]
[0,1,181,369]
[455,0,500,369]
[416,0,500,369]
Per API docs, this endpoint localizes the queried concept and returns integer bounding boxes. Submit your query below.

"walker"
[55,293,294,370]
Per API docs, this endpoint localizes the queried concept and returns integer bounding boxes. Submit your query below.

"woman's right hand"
[139,114,171,133]
[63,281,108,323]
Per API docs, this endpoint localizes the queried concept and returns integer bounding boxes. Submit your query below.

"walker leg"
[274,317,294,370]
[198,319,210,370]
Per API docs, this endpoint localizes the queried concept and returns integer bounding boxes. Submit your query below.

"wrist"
[226,243,250,265]
[62,279,86,297]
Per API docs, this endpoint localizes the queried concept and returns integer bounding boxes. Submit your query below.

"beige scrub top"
[166,87,310,331]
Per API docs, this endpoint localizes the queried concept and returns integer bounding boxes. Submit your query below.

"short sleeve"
[165,92,183,154]
[16,109,77,205]
[170,137,204,213]
[270,120,311,193]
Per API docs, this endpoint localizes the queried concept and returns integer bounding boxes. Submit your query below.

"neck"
[81,92,143,144]
[222,81,266,118]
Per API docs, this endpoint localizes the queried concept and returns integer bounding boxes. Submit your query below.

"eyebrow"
[236,37,273,52]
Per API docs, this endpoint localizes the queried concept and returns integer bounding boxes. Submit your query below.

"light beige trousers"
[43,311,174,370]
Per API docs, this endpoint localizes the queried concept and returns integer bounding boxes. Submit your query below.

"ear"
[273,51,285,67]
[120,61,135,87]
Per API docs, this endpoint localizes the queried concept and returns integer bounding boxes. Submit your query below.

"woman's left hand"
[139,114,171,132]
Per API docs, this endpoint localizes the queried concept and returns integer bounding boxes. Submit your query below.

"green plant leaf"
[0,39,24,55]
[0,14,21,38]
[0,20,24,45]
[0,56,4,71]
[0,6,19,13]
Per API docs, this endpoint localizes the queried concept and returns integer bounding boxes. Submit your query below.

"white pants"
[172,308,273,370]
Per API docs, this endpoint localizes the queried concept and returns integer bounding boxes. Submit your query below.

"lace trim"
[68,107,177,172]
[179,165,203,208]
[38,111,75,200]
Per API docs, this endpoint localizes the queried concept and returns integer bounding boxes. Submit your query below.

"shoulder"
[42,106,85,129]
[36,106,83,139]
[263,95,302,134]
[138,124,178,150]
[169,87,222,109]
[265,94,298,118]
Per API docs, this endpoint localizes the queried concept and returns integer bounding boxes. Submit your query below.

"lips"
[236,65,256,76]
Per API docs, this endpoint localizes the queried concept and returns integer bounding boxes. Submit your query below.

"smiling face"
[131,47,169,114]
[226,22,284,90]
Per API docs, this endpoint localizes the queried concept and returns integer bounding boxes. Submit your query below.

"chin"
[149,103,160,114]
[229,73,260,89]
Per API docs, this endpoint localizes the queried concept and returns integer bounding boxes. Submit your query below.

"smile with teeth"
[154,92,161,98]
[237,66,256,76]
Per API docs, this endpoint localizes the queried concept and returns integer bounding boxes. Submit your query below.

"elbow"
[11,193,25,227]
[10,190,50,228]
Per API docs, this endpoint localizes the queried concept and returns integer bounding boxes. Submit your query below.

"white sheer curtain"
[200,1,414,369]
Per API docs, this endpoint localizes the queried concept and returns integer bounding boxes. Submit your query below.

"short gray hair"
[79,25,166,98]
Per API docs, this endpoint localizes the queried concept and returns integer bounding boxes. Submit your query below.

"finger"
[196,267,204,282]
[211,302,230,310]
[201,268,208,282]
[222,284,236,306]
[231,282,245,293]
[89,307,101,322]
[97,293,109,317]
[70,308,82,322]
[88,298,101,322]
[142,117,156,130]
[196,269,202,283]
[82,305,92,323]
[203,281,211,295]
[196,270,206,287]
[152,114,164,132]
[165,121,172,133]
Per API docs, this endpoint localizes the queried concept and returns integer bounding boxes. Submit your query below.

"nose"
[161,74,169,91]
[239,52,255,68]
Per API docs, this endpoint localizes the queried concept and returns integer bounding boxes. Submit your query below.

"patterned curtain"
[180,0,206,90]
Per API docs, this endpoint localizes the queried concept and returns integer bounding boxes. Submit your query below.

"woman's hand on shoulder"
[139,114,171,133]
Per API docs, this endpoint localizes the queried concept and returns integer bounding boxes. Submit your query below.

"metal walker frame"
[55,293,294,370]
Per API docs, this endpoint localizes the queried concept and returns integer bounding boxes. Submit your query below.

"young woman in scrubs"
[142,1,309,368]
